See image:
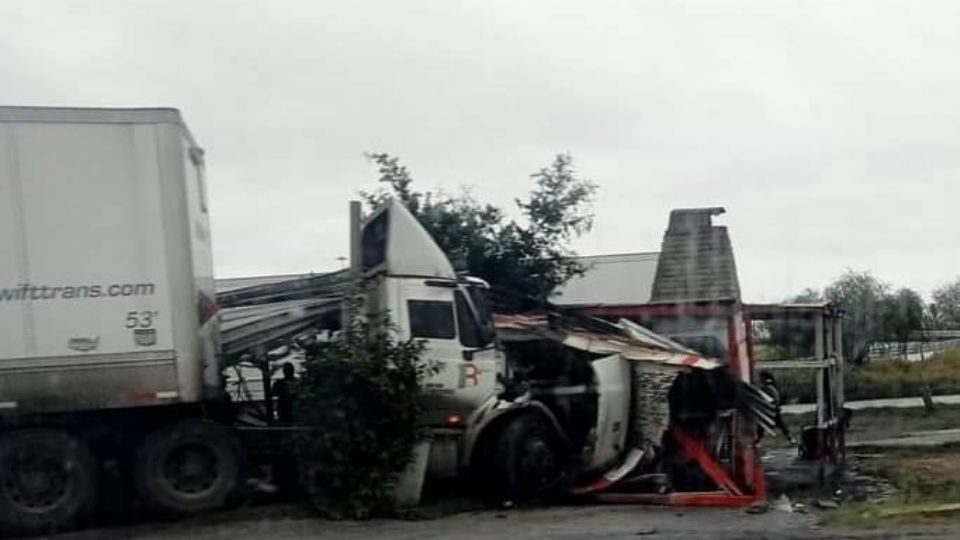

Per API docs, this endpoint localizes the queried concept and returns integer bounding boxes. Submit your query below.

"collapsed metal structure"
[496,307,776,506]
[214,206,847,507]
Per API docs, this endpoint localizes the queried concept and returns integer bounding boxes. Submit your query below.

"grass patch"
[774,348,960,403]
[826,448,960,527]
[766,403,960,450]
[779,403,960,444]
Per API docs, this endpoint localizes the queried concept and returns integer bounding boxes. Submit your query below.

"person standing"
[272,362,297,424]
[759,371,796,444]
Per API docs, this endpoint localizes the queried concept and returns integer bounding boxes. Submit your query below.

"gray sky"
[2,0,958,302]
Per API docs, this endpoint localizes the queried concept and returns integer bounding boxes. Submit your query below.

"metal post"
[349,200,362,277]
[824,315,836,421]
[814,311,825,427]
[834,315,844,413]
[345,200,364,326]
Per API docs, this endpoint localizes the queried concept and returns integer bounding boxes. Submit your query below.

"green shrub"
[293,313,433,518]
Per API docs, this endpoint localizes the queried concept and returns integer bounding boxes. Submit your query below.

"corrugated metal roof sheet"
[553,252,660,306]
[216,273,316,293]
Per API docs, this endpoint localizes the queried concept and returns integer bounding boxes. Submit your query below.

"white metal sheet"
[553,252,659,306]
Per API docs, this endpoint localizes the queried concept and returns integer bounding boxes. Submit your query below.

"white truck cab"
[381,275,501,425]
[358,201,503,463]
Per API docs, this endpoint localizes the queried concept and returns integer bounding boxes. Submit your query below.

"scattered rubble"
[774,494,794,513]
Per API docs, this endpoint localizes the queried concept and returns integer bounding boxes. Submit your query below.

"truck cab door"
[394,279,499,426]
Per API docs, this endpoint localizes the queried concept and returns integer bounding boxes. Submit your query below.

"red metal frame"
[573,300,766,507]
[596,491,759,506]
[595,427,764,507]
[672,427,743,495]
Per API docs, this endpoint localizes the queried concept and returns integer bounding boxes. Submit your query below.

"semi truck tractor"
[0,106,772,534]
[0,106,547,531]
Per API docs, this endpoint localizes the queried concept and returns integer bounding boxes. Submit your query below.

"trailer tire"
[0,429,98,534]
[493,413,565,502]
[134,420,240,516]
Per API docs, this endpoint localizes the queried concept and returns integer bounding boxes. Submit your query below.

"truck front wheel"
[493,413,566,502]
[0,429,98,534]
[134,420,240,516]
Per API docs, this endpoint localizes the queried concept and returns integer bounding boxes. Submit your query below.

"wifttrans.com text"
[0,282,156,302]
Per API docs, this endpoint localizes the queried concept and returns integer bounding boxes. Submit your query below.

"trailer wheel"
[0,429,98,534]
[134,420,239,516]
[493,413,565,501]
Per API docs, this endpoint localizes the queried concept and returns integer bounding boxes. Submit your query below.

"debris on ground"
[774,494,794,513]
[815,499,840,510]
[744,501,770,514]
[634,526,658,535]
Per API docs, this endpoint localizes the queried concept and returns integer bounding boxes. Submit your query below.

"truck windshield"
[456,286,495,348]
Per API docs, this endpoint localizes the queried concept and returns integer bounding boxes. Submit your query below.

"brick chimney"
[650,207,741,303]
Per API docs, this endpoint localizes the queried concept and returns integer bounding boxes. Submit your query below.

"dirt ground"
[39,406,960,540]
[40,502,960,540]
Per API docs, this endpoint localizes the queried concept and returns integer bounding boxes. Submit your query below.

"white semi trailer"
[0,107,231,532]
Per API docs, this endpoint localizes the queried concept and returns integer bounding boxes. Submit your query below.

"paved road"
[848,428,960,449]
[782,394,960,415]
[44,503,959,540]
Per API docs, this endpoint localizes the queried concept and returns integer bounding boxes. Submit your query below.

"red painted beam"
[595,491,758,507]
[672,427,743,496]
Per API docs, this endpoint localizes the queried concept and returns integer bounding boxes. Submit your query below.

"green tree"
[879,287,924,358]
[824,270,889,363]
[294,309,433,518]
[762,288,823,358]
[925,302,946,330]
[931,278,960,329]
[364,153,597,304]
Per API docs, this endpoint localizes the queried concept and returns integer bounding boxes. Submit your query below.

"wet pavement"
[782,395,960,415]
[848,428,960,449]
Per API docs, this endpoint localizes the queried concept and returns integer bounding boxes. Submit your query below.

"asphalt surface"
[782,394,960,415]
[43,505,816,540]
[42,504,958,540]
[848,428,960,449]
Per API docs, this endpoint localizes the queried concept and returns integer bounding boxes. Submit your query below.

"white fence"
[866,339,960,362]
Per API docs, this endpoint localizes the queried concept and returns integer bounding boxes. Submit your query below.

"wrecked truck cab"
[484,311,760,500]
[360,200,503,424]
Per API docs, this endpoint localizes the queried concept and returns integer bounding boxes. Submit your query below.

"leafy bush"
[293,313,433,518]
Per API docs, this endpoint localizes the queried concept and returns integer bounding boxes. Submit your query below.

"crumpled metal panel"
[629,363,675,451]
[495,313,720,370]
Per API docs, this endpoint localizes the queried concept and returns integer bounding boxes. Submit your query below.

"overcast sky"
[2,0,958,302]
